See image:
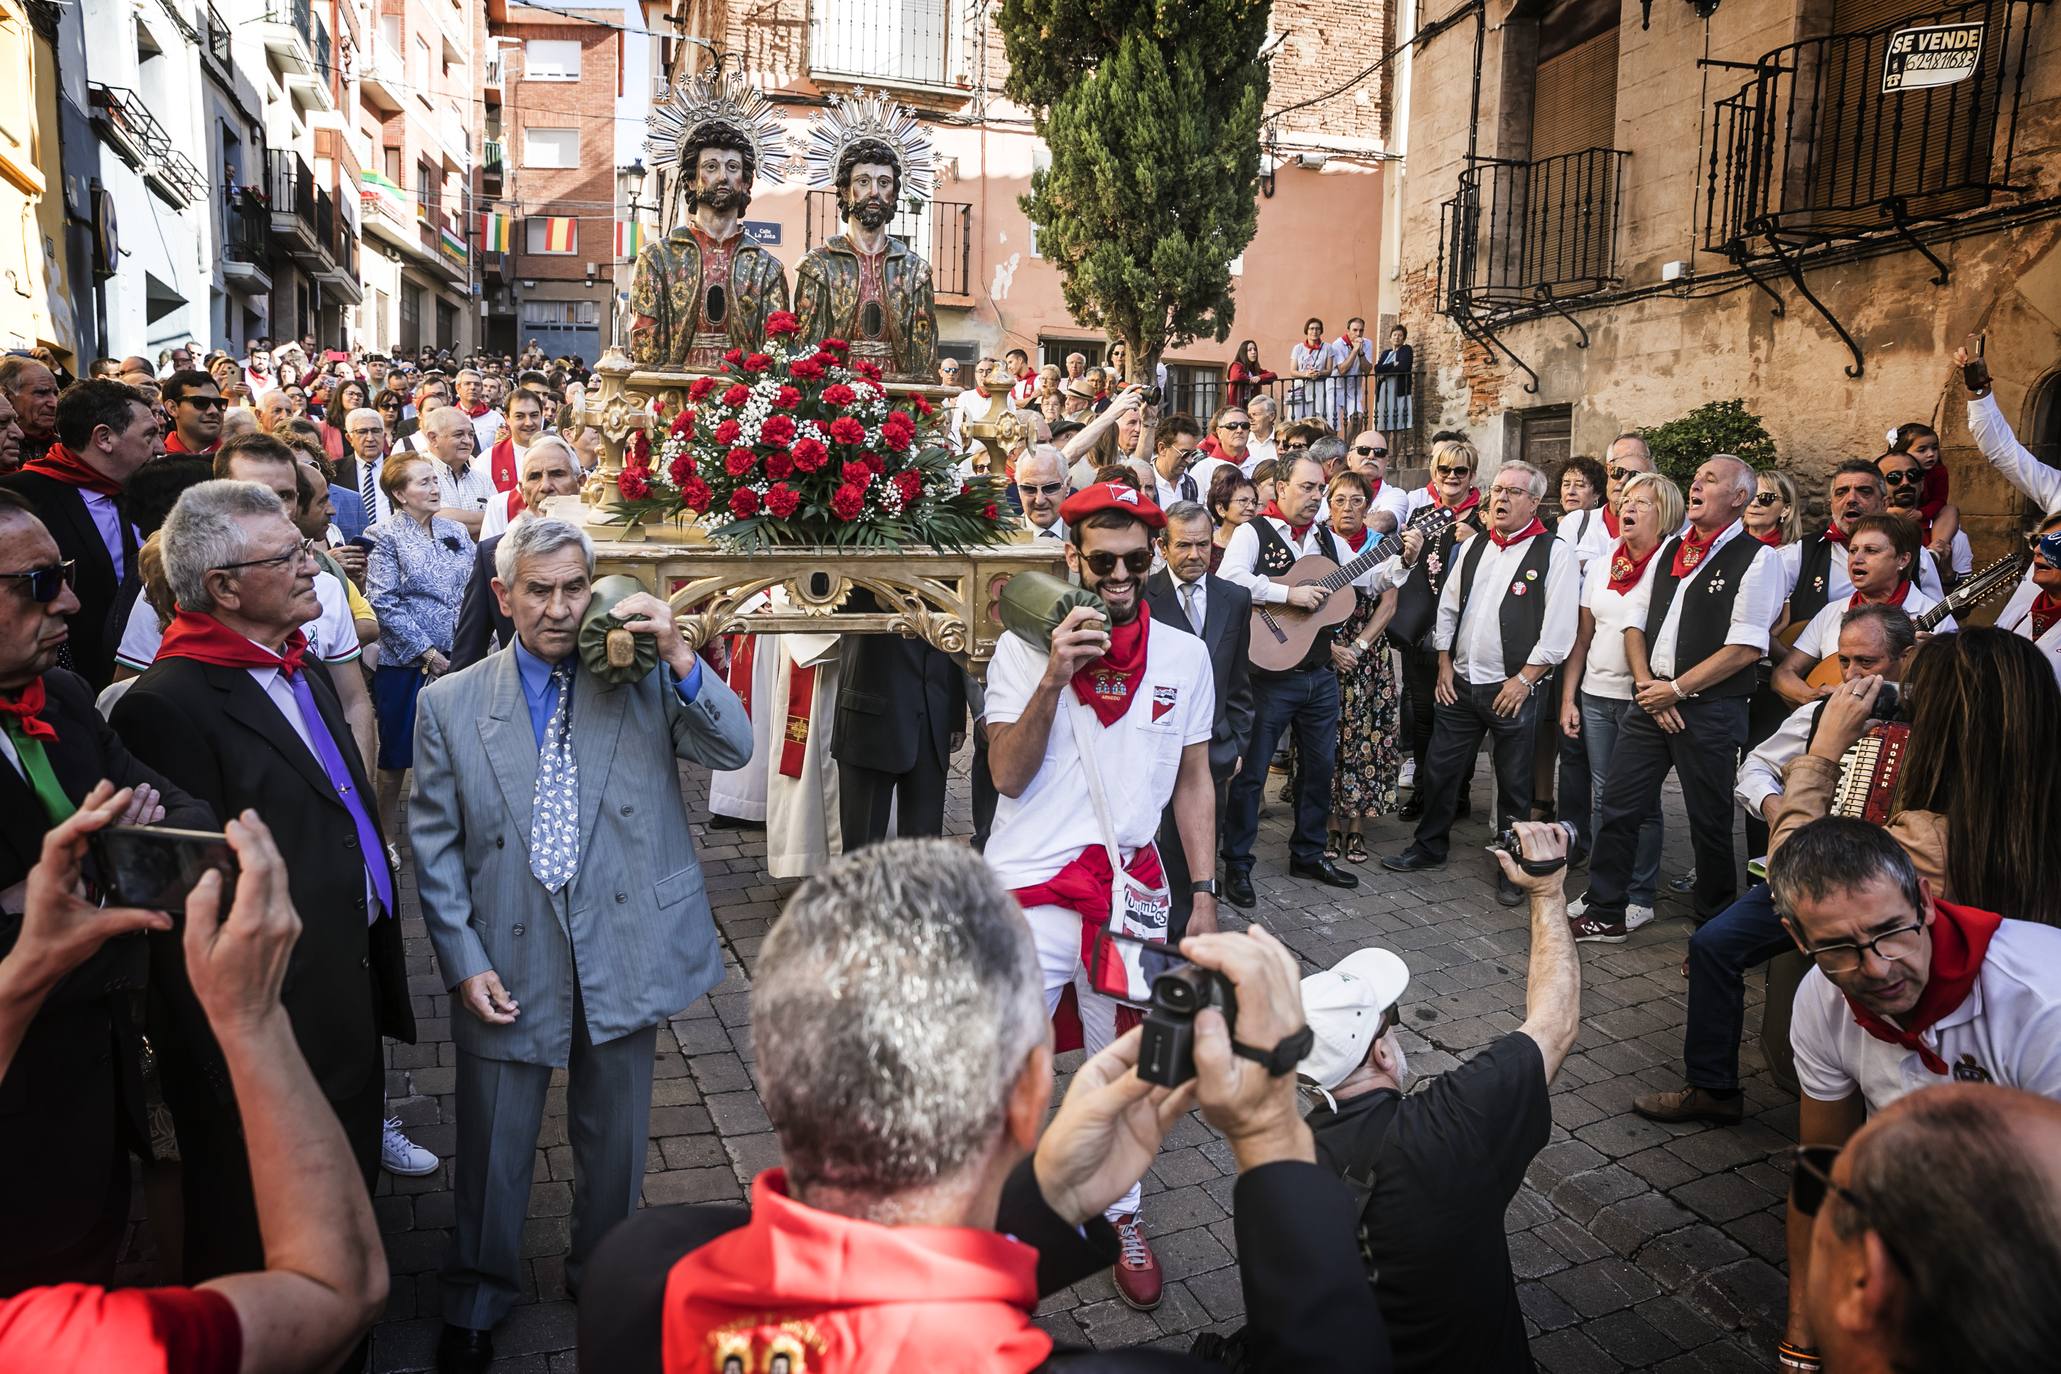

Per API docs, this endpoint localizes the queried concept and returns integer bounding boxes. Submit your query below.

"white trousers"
[1024,901,1143,1221]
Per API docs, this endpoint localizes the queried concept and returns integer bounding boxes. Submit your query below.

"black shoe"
[1496,871,1525,907]
[1289,856,1360,889]
[1380,847,1445,874]
[706,812,762,831]
[1224,869,1256,910]
[1398,796,1425,821]
[437,1326,495,1374]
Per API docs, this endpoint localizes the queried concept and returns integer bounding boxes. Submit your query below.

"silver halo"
[799,88,936,208]
[644,71,790,187]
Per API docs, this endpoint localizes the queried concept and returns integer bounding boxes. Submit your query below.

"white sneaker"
[1399,758,1417,790]
[1567,892,1589,918]
[381,1117,439,1176]
[1626,903,1657,931]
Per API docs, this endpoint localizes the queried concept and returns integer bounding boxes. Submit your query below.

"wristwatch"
[1190,879,1218,897]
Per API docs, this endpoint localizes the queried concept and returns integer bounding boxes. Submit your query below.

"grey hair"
[1308,436,1348,468]
[494,516,593,584]
[1495,459,1549,500]
[345,406,384,432]
[1767,816,1923,927]
[520,433,581,479]
[1162,499,1211,530]
[1839,602,1917,661]
[1608,432,1650,460]
[162,480,287,612]
[1015,443,1067,483]
[754,839,1046,1200]
[1707,452,1756,500]
[1248,394,1277,418]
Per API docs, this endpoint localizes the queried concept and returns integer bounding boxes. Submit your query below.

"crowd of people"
[2,325,2061,1374]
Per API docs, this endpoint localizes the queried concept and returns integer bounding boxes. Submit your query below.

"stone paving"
[353,747,1798,1373]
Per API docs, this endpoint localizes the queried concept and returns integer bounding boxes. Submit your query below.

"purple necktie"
[287,671,394,923]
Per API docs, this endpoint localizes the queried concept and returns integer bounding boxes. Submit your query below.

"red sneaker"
[1111,1212,1162,1310]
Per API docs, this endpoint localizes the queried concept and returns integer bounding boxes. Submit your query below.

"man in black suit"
[832,597,967,846]
[576,841,1389,1373]
[0,492,210,1294]
[0,380,157,689]
[110,478,415,1281]
[1145,500,1253,938]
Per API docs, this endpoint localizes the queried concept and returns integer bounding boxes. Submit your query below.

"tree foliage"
[996,0,1273,383]
[1639,398,1780,488]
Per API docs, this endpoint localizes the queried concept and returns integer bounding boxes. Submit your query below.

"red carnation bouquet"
[608,311,1009,551]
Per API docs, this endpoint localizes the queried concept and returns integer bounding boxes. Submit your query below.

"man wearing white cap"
[1296,821,1583,1374]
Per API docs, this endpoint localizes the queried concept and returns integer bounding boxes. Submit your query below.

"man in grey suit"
[1145,500,1255,938]
[408,517,752,1373]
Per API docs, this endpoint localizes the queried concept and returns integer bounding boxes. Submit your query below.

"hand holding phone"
[89,823,238,911]
[7,783,175,1004]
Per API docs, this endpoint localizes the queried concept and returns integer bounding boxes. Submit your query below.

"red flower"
[820,383,857,408]
[617,468,650,501]
[853,360,883,382]
[828,416,866,445]
[840,460,874,487]
[982,502,1000,520]
[723,347,745,367]
[668,453,697,487]
[688,376,718,402]
[631,432,652,464]
[831,483,866,521]
[670,410,695,437]
[724,446,757,477]
[792,438,828,472]
[772,385,801,410]
[681,476,713,512]
[862,452,885,475]
[764,449,794,481]
[893,470,923,505]
[728,488,761,518]
[721,383,751,408]
[760,414,796,445]
[788,356,826,381]
[913,395,934,416]
[879,425,912,454]
[766,310,800,337]
[765,483,801,518]
[712,418,742,445]
[821,337,850,354]
[742,352,772,373]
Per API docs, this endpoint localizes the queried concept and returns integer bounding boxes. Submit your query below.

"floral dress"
[1331,589,1404,820]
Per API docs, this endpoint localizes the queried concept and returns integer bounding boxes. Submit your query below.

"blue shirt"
[510,636,702,749]
[330,487,369,542]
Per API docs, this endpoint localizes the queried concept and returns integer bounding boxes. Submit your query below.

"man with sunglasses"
[0,489,209,1293]
[1768,818,2061,1371]
[1876,449,1972,588]
[1781,462,1946,631]
[983,481,1220,1311]
[1996,513,2061,687]
[1196,405,1251,493]
[1150,415,1210,513]
[161,370,226,456]
[1344,428,1410,531]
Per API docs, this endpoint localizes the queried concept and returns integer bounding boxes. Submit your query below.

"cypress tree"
[996,1,1272,384]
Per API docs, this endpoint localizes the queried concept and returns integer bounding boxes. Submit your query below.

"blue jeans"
[1579,692,1662,905]
[1226,665,1340,868]
[1684,883,1794,1091]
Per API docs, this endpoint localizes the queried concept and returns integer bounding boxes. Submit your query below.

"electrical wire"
[1263,0,1482,124]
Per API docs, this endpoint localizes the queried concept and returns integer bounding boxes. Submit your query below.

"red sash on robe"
[489,436,518,493]
[1010,843,1163,1053]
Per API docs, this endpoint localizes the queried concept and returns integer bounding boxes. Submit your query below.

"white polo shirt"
[1996,576,2061,688]
[982,622,1215,892]
[1793,918,2061,1111]
[1791,585,1946,662]
[1577,543,1661,701]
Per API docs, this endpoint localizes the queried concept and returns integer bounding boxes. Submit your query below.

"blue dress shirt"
[510,637,702,748]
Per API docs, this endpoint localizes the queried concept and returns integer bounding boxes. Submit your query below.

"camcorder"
[1486,820,1579,876]
[1090,929,1237,1087]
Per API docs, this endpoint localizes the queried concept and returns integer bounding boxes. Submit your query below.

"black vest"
[1255,518,1340,674]
[1453,530,1556,677]
[1388,512,1478,649]
[1792,534,1838,624]
[1642,532,1766,698]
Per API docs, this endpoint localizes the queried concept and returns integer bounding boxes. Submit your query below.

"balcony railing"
[803,191,972,298]
[224,194,271,266]
[87,83,205,208]
[270,149,317,230]
[1161,371,1433,468]
[203,1,232,71]
[1700,0,2042,257]
[809,0,958,89]
[1440,147,1626,317]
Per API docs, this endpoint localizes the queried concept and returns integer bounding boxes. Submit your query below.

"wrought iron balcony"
[222,194,273,292]
[803,191,973,298]
[1700,0,2042,259]
[1441,147,1626,316]
[87,83,205,208]
[268,149,334,268]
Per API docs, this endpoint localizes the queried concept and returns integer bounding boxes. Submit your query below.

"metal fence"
[1441,147,1626,315]
[803,190,973,298]
[809,0,955,88]
[1152,370,1433,466]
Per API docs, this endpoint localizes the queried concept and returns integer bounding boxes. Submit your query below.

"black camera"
[1140,385,1162,406]
[1138,962,1238,1088]
[1487,820,1579,877]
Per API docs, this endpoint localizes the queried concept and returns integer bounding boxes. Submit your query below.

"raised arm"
[1492,821,1581,1081]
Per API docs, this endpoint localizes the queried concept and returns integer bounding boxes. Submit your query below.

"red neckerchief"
[464,401,491,419]
[163,431,219,457]
[1823,523,1851,546]
[1607,539,1660,594]
[1843,900,2003,1075]
[20,443,123,497]
[1072,610,1149,727]
[1485,516,1545,550]
[1334,525,1372,554]
[0,677,57,741]
[660,1170,1052,1374]
[1261,501,1311,542]
[1433,486,1481,517]
[1366,477,1384,501]
[1602,505,1621,539]
[1754,529,1783,546]
[2030,593,2061,640]
[156,610,308,677]
[1670,524,1720,577]
[1850,580,1911,609]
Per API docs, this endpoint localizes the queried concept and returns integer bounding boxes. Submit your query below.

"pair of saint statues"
[627,86,939,383]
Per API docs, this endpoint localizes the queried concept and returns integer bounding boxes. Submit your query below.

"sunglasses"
[1018,481,1065,499]
[1879,468,1923,486]
[1434,464,1473,478]
[1785,1145,1912,1273]
[1751,491,1781,506]
[179,395,227,411]
[1219,420,1251,431]
[214,537,318,575]
[1351,444,1389,459]
[1082,548,1155,577]
[1280,442,1309,453]
[1608,465,1644,481]
[0,560,77,603]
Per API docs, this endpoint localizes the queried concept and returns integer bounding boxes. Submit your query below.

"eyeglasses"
[1082,548,1155,577]
[0,560,77,603]
[213,537,318,574]
[1880,468,1923,487]
[1018,481,1065,499]
[1434,464,1473,478]
[1489,484,1535,500]
[1750,491,1781,506]
[178,395,226,411]
[1219,420,1251,431]
[1784,1145,1912,1273]
[1280,442,1310,453]
[1350,444,1389,459]
[1608,465,1646,481]
[1171,448,1201,464]
[1800,918,1925,976]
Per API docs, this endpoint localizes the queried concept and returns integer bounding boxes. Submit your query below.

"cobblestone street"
[361,748,1795,1374]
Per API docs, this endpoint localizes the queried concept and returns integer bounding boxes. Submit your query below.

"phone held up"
[1089,929,1238,1088]
[1963,332,1991,395]
[88,825,238,911]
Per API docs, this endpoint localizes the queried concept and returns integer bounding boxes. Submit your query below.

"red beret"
[1058,480,1166,531]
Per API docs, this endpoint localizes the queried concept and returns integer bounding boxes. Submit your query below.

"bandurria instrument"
[1802,552,2031,691]
[1248,506,1455,672]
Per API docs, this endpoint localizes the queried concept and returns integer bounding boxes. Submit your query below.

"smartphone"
[1963,333,1991,394]
[1088,927,1197,1008]
[88,825,237,911]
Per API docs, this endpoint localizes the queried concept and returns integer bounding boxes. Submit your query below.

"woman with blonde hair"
[1745,468,1802,547]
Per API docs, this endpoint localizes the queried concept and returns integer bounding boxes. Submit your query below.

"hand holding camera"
[1035,1026,1198,1227]
[1179,927,1316,1168]
[1488,820,1577,899]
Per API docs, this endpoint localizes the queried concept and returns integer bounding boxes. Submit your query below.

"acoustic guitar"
[1800,552,2030,691]
[1248,506,1456,673]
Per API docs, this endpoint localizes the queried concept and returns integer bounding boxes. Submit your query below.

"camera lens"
[1152,964,1210,1013]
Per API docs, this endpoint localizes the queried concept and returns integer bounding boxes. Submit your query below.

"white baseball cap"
[1297,948,1411,1091]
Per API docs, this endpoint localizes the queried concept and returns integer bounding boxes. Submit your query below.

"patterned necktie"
[530,661,579,892]
[359,454,379,521]
[1182,582,1204,635]
[1180,473,1198,503]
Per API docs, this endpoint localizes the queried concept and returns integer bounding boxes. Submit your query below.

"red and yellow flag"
[541,216,576,253]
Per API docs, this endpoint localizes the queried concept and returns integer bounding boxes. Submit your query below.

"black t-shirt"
[1307,1031,1552,1374]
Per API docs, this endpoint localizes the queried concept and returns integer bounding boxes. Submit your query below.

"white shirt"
[433,456,497,517]
[1792,585,1947,662]
[1792,919,2061,1111]
[116,569,361,672]
[1185,455,1237,513]
[951,388,1000,452]
[1025,514,1067,543]
[1241,436,1276,477]
[1576,541,1662,701]
[1433,531,1580,686]
[982,621,1215,891]
[1996,576,2061,688]
[479,490,526,540]
[1218,516,1408,606]
[1969,391,2061,515]
[471,407,506,452]
[1640,521,1783,678]
[1736,699,1816,820]
[1556,507,1612,581]
[1779,537,1946,606]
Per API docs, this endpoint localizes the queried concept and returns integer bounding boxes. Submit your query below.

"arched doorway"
[2026,369,2061,471]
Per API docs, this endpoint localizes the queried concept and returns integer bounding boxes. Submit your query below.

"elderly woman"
[1208,467,1259,573]
[1032,363,1065,425]
[1323,470,1405,862]
[1746,469,1802,548]
[366,453,475,834]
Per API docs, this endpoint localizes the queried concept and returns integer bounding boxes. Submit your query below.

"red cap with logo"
[1058,481,1167,531]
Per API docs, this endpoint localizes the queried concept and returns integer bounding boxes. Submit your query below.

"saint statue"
[628,75,791,371]
[793,93,940,384]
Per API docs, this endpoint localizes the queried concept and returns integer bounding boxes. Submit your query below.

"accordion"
[1831,723,1910,824]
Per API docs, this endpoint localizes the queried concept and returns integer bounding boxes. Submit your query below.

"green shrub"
[1639,399,1779,487]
